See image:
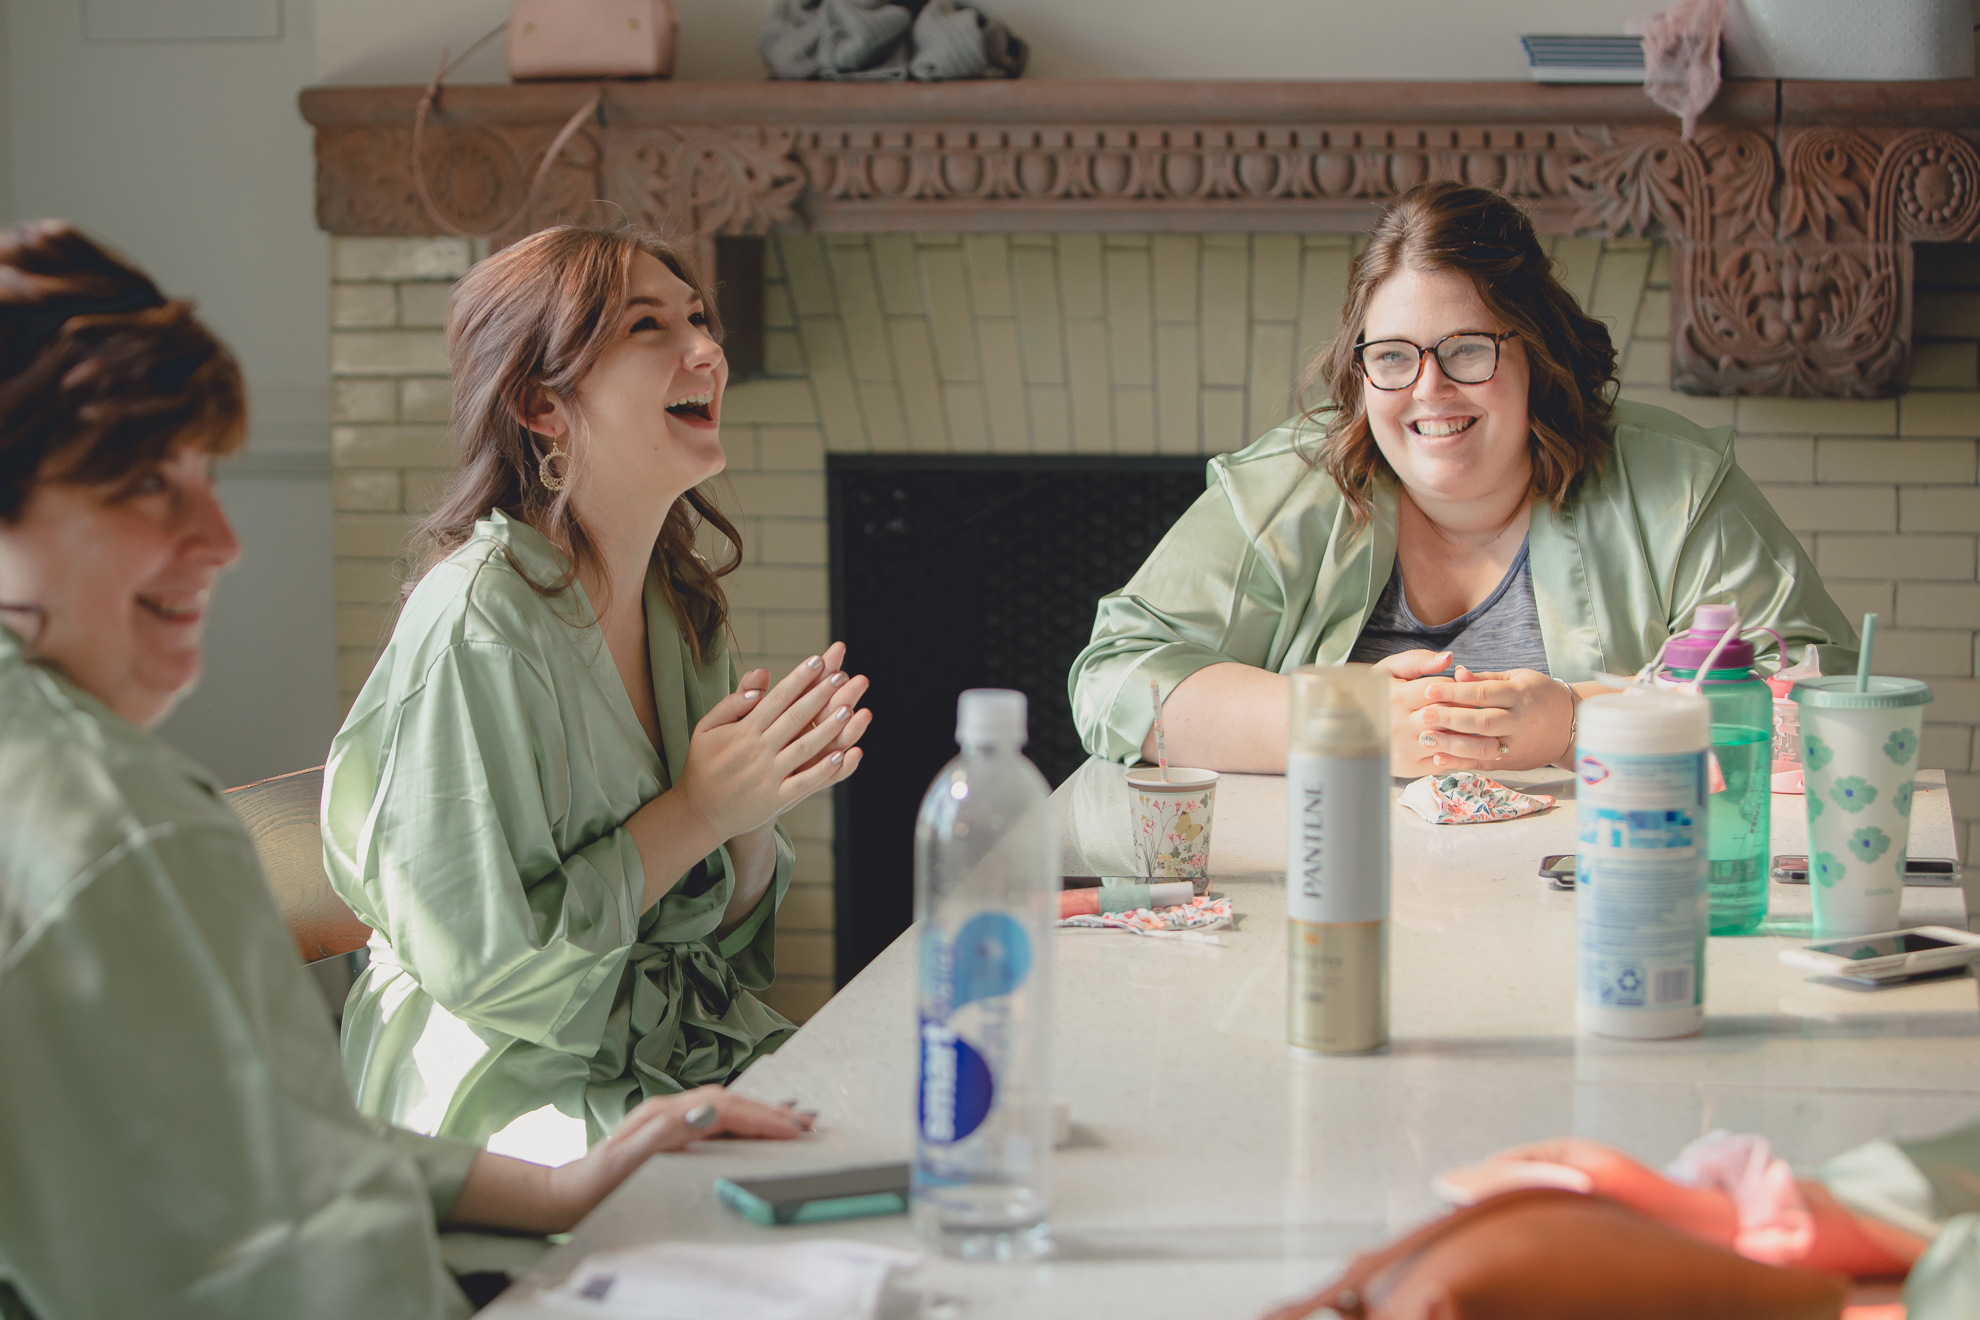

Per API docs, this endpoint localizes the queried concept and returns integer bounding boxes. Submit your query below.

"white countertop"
[485,767,1976,1319]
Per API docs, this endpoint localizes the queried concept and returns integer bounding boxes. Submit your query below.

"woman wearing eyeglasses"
[1070,181,1855,774]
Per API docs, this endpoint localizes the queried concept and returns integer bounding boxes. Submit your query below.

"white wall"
[5,0,335,784]
[314,0,1653,84]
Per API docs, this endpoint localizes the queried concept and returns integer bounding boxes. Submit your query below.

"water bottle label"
[918,1018,995,1143]
[917,912,1031,1146]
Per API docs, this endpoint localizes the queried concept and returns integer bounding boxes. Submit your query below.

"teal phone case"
[715,1176,908,1226]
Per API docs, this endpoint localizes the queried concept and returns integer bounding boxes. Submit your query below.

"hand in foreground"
[1487,1136,1928,1280]
[675,641,872,842]
[1485,1136,1737,1247]
[449,1086,813,1235]
[1411,666,1574,772]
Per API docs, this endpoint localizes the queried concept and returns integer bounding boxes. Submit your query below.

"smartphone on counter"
[1779,926,1980,984]
[1773,855,1959,887]
[715,1162,910,1226]
[1539,855,1576,890]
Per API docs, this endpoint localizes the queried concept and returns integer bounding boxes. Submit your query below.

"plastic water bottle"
[912,689,1056,1260]
[1657,604,1774,935]
[1575,686,1710,1039]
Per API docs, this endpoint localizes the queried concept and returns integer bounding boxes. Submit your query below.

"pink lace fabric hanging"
[1626,0,1729,141]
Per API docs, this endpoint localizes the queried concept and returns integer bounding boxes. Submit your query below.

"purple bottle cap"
[1663,603,1755,672]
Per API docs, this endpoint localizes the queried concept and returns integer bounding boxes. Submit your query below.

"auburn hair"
[1298,181,1619,527]
[0,220,244,523]
[414,225,739,659]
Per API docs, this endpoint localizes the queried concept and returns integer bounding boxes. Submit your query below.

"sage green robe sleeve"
[1818,1118,1980,1320]
[0,635,470,1320]
[326,512,793,1162]
[1069,399,1856,763]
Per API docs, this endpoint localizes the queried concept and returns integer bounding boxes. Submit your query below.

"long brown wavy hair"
[0,220,244,523]
[414,225,740,659]
[1299,181,1619,528]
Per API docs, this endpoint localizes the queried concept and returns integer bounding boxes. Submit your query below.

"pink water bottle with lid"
[1657,604,1775,935]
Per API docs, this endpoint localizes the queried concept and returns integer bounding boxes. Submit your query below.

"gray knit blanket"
[758,0,1028,81]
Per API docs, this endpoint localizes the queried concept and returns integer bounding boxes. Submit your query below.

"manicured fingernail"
[834,705,851,722]
[742,689,762,700]
[795,1110,818,1128]
[829,671,847,687]
[830,752,844,766]
[685,1103,718,1130]
[805,655,822,670]
[1418,732,1438,748]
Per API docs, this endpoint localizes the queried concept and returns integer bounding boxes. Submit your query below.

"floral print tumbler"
[1791,675,1934,935]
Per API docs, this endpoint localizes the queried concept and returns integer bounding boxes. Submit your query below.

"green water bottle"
[1660,604,1773,936]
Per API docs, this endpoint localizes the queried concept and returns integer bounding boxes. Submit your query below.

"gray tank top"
[1347,536,1551,676]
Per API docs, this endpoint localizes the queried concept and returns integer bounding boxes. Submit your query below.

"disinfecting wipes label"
[1577,750,1706,1013]
[1286,753,1389,925]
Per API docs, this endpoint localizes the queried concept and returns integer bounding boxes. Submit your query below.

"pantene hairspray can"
[1575,688,1710,1040]
[1286,664,1389,1054]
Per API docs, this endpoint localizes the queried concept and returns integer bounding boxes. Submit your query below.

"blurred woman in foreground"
[0,221,805,1318]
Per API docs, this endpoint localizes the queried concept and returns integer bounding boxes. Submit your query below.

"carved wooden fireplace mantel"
[300,78,1980,397]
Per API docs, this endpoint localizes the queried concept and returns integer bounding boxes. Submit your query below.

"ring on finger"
[1496,738,1509,758]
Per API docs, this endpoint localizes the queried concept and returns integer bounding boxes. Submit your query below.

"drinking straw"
[1856,613,1877,694]
[1148,680,1169,781]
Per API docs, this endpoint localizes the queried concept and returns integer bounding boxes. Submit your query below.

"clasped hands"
[675,640,872,844]
[1375,648,1573,778]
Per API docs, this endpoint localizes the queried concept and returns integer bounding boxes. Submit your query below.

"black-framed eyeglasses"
[1352,330,1519,391]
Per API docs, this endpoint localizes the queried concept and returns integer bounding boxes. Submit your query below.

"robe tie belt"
[592,938,794,1096]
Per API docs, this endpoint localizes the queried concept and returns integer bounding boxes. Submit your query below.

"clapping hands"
[675,641,872,843]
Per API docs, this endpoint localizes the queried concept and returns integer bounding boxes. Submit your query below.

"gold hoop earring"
[537,442,570,491]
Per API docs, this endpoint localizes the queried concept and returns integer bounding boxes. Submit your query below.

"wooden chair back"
[224,766,372,964]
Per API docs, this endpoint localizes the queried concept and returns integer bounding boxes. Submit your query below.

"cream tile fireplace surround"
[308,79,1980,1022]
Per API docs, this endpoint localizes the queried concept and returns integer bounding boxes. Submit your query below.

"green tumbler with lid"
[1660,604,1773,935]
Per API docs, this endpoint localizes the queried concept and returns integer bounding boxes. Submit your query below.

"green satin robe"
[324,511,794,1162]
[1070,399,1858,763]
[0,628,474,1320]
[1820,1118,1980,1319]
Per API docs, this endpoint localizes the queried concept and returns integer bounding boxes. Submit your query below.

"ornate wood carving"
[301,81,1980,397]
[1563,123,1978,396]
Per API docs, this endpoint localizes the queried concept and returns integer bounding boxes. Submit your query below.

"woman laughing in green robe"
[323,226,872,1164]
[0,221,809,1319]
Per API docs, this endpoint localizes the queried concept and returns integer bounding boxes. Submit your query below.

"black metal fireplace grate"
[827,454,1206,983]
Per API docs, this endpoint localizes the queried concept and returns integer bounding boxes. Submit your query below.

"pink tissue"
[1626,0,1728,141]
[1665,1130,1815,1267]
[1400,773,1556,825]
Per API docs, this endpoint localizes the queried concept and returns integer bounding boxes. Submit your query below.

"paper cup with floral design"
[1125,767,1219,879]
[1792,677,1933,935]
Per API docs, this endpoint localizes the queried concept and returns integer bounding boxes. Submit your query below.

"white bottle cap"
[956,688,1028,746]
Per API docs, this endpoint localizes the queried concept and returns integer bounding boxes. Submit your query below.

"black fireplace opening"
[827,454,1207,984]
